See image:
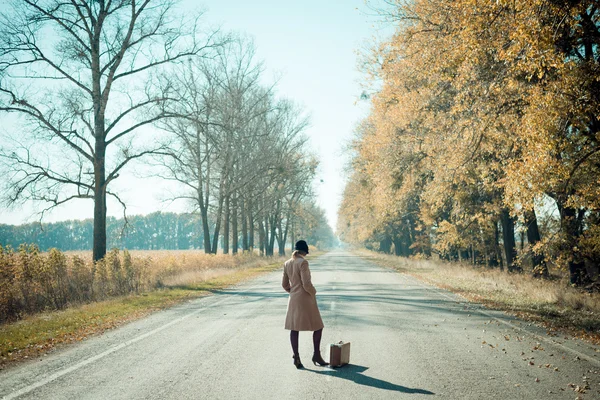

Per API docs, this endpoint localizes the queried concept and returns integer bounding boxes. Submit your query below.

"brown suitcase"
[329,341,350,368]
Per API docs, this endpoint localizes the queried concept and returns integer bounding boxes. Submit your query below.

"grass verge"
[358,250,600,345]
[0,259,285,368]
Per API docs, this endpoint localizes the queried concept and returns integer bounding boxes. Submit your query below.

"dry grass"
[0,245,287,322]
[0,250,290,367]
[359,250,600,343]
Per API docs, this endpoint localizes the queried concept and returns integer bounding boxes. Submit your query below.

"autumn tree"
[499,0,600,284]
[342,0,599,284]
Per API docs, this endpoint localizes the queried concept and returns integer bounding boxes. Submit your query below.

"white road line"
[2,287,258,400]
[403,274,600,367]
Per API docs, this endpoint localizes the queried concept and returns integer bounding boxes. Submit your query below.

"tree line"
[0,1,333,258]
[338,0,600,285]
[0,205,335,253]
[0,213,200,251]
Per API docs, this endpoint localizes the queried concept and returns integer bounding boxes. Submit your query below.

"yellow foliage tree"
[340,0,600,285]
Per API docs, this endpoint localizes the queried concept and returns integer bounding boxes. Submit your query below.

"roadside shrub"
[44,248,69,310]
[0,245,18,322]
[69,255,93,302]
[0,246,147,321]
[0,246,278,324]
[15,244,44,313]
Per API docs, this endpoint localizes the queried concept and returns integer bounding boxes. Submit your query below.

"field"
[0,248,290,367]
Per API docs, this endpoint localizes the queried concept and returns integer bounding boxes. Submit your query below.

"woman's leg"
[290,330,303,368]
[312,328,328,365]
[290,330,299,356]
[312,328,322,354]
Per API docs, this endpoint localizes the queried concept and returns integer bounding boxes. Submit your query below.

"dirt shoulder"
[357,250,600,345]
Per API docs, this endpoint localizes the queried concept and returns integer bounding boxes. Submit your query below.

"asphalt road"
[1,250,600,399]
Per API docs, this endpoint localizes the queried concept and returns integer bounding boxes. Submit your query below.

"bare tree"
[0,0,224,261]
[156,36,276,253]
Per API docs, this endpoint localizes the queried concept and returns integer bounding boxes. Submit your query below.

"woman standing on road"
[282,240,328,369]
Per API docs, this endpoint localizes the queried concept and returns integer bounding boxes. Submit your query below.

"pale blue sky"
[0,0,387,230]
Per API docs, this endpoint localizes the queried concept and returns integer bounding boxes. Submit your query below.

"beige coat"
[282,255,324,331]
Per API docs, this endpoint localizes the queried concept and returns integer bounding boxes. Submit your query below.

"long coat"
[282,255,324,331]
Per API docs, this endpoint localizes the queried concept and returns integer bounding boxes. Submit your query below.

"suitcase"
[329,341,350,367]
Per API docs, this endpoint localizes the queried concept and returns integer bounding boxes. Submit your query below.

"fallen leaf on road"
[574,385,586,393]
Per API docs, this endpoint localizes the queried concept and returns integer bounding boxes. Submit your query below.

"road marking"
[404,274,600,367]
[2,286,258,400]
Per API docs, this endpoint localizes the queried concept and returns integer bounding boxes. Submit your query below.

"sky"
[0,0,389,230]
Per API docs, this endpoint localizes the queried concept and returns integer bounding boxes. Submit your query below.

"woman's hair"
[292,250,307,258]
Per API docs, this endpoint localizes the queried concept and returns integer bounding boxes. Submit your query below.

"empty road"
[1,251,599,399]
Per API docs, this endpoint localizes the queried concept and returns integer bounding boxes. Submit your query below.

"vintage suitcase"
[329,341,350,367]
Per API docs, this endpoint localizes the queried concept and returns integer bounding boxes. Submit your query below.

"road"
[1,251,599,399]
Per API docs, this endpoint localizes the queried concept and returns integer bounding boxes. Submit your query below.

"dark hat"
[294,240,309,254]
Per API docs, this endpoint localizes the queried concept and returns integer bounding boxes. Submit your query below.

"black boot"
[293,354,304,369]
[312,352,329,367]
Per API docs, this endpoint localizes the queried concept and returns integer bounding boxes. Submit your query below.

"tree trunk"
[379,235,392,254]
[290,217,295,254]
[265,215,272,256]
[392,234,402,256]
[561,205,588,285]
[93,134,107,261]
[268,215,277,256]
[232,194,238,254]
[407,218,416,256]
[500,208,519,272]
[525,209,548,278]
[241,197,248,251]
[202,140,212,253]
[277,206,289,256]
[201,205,211,253]
[491,221,502,269]
[520,231,525,252]
[277,221,286,256]
[211,192,224,254]
[223,194,230,254]
[92,31,106,262]
[258,218,265,256]
[248,201,255,251]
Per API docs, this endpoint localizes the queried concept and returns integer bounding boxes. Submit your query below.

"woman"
[282,240,328,369]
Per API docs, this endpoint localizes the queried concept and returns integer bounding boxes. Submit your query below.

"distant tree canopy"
[0,213,200,251]
[340,0,600,285]
[0,207,336,252]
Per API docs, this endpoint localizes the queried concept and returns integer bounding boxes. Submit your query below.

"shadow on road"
[305,364,435,395]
